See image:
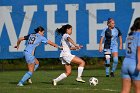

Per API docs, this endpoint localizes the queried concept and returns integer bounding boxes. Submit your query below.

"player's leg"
[34,58,39,71]
[121,58,133,93]
[121,78,131,93]
[111,52,118,77]
[71,56,85,83]
[53,64,70,86]
[104,49,111,77]
[132,66,140,93]
[17,53,35,86]
[17,63,34,86]
[133,80,140,93]
[27,58,39,84]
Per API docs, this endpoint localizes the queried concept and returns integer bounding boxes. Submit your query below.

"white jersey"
[60,34,72,57]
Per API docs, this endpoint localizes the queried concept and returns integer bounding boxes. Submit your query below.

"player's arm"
[47,40,62,49]
[116,27,123,49]
[67,37,81,50]
[99,37,104,52]
[137,46,140,71]
[70,45,83,50]
[119,36,123,49]
[14,37,25,50]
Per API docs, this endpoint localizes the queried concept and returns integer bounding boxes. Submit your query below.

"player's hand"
[14,45,19,50]
[75,45,83,50]
[119,45,122,50]
[137,63,140,71]
[99,46,102,52]
[58,46,63,50]
[79,45,83,48]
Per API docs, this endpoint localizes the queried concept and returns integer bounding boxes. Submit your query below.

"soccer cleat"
[106,75,109,77]
[110,72,115,77]
[76,77,85,83]
[17,83,24,87]
[52,79,57,86]
[27,78,32,84]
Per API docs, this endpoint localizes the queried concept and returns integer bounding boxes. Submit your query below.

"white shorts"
[60,54,75,65]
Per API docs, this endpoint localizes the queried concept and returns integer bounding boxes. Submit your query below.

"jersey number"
[127,42,132,54]
[28,36,36,44]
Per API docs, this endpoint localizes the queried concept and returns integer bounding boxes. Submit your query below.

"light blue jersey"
[101,27,122,51]
[121,32,140,80]
[24,33,48,63]
[125,32,140,59]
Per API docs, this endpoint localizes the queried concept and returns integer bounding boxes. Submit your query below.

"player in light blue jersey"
[99,18,122,77]
[14,26,60,86]
[121,17,140,93]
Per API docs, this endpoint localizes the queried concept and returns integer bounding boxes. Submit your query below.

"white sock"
[54,73,67,82]
[78,67,84,77]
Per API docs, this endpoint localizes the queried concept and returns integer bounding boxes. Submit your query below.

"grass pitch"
[0,69,128,93]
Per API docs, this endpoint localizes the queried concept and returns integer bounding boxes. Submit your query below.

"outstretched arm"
[119,36,123,49]
[70,45,83,50]
[99,37,104,52]
[67,37,81,50]
[14,37,25,50]
[47,40,62,49]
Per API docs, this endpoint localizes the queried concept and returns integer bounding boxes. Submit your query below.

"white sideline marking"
[2,87,119,92]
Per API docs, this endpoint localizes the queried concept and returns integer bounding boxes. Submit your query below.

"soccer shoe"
[106,75,109,77]
[76,77,85,83]
[110,72,115,77]
[52,79,57,86]
[27,78,32,84]
[17,83,24,87]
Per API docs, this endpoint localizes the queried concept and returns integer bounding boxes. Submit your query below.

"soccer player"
[15,26,60,86]
[99,18,122,77]
[121,17,140,93]
[52,24,85,86]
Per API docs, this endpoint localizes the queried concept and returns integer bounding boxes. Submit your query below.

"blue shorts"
[121,58,140,80]
[24,51,35,64]
[104,48,118,55]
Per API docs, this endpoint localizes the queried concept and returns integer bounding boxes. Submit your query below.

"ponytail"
[56,24,72,35]
[129,17,140,36]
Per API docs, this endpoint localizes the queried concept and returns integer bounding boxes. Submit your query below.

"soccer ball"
[89,77,98,86]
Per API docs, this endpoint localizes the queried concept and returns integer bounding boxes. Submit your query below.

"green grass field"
[0,69,133,93]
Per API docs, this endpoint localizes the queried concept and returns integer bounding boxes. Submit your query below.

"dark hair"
[56,24,72,35]
[34,26,44,33]
[129,17,140,36]
[107,18,114,25]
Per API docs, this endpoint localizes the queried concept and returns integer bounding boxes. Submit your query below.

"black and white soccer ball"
[89,77,98,86]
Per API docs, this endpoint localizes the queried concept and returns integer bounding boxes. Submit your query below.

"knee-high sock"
[111,57,118,72]
[78,67,84,77]
[34,64,39,71]
[54,73,67,82]
[105,59,110,75]
[18,71,33,84]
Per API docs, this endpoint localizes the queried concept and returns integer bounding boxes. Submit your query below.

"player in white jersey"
[121,17,140,93]
[14,26,60,86]
[52,24,85,86]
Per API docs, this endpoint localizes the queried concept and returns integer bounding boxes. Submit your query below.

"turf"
[0,69,133,93]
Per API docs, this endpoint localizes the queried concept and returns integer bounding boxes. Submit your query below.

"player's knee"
[105,54,111,60]
[80,60,85,67]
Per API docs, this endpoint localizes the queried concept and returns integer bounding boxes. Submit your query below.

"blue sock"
[18,71,33,84]
[34,64,39,71]
[105,59,110,75]
[111,57,118,72]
